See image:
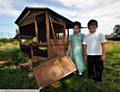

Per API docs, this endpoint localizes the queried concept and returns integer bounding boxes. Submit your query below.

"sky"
[0,0,120,38]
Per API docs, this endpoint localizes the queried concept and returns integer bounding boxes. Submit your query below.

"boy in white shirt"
[83,19,106,85]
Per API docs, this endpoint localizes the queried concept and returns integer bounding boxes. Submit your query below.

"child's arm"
[84,45,87,60]
[101,43,106,61]
[67,40,71,55]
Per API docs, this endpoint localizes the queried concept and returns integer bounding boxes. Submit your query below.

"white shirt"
[83,32,106,55]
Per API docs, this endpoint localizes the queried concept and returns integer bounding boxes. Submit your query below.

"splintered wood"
[33,55,77,87]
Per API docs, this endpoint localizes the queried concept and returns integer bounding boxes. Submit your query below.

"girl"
[67,21,85,75]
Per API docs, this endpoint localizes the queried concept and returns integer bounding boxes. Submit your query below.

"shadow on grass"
[41,73,107,92]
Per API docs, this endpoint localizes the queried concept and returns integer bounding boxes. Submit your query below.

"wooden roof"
[15,7,73,29]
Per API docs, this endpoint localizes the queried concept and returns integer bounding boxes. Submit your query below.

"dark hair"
[73,21,81,28]
[87,19,98,28]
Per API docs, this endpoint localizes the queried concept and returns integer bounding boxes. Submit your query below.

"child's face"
[73,25,80,34]
[88,25,97,33]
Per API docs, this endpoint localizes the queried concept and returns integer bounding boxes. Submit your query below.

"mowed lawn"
[0,40,120,92]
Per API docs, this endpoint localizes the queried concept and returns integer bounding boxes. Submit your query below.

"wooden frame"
[34,17,39,42]
[33,55,77,87]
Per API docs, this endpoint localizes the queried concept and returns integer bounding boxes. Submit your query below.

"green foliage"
[0,38,14,43]
[113,24,120,35]
[0,66,37,89]
[10,49,29,64]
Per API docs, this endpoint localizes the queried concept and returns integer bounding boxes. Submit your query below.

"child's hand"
[84,55,87,61]
[101,55,106,61]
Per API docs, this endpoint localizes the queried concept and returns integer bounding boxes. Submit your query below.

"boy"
[67,21,85,76]
[83,19,106,85]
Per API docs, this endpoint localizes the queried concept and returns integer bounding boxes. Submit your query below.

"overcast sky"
[0,0,120,38]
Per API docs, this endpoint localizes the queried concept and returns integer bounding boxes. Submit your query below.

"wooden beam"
[63,23,67,51]
[19,17,34,27]
[49,17,57,43]
[49,16,64,26]
[45,11,50,57]
[45,12,50,45]
[34,17,39,43]
[63,23,66,39]
[19,11,45,25]
[19,27,21,45]
[30,45,34,59]
[66,29,69,51]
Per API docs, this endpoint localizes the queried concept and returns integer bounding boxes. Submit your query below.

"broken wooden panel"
[33,55,77,87]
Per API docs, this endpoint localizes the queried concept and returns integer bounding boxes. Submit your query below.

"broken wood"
[0,61,11,65]
[33,55,77,87]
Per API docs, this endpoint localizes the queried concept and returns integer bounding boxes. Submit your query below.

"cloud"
[28,3,77,19]
[51,0,120,19]
[51,0,120,34]
[0,0,20,17]
[52,0,98,8]
[0,0,120,36]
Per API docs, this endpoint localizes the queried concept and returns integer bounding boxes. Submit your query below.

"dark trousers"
[87,55,104,82]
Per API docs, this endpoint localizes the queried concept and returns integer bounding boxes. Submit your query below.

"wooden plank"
[49,39,58,57]
[30,45,34,59]
[32,56,49,62]
[51,19,64,26]
[49,17,57,43]
[49,16,64,26]
[19,27,21,45]
[45,12,51,58]
[63,22,67,51]
[66,29,69,51]
[19,17,34,27]
[34,17,39,43]
[26,11,45,20]
[33,55,77,87]
[19,11,45,25]
[45,12,50,45]
[0,61,10,65]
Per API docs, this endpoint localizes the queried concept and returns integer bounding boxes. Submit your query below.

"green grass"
[0,40,120,92]
[102,41,120,91]
[0,65,37,89]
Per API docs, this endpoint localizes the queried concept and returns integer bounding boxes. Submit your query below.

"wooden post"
[63,23,66,45]
[19,27,21,45]
[67,29,69,40]
[63,23,67,51]
[45,11,50,57]
[49,17,57,43]
[63,23,66,39]
[34,17,39,43]
[66,29,69,51]
[30,45,34,59]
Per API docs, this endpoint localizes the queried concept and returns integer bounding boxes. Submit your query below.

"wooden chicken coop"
[15,7,76,87]
[15,7,73,60]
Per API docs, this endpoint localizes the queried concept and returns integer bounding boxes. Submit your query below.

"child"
[67,21,85,76]
[83,19,106,85]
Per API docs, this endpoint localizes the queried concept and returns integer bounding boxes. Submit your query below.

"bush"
[11,49,29,64]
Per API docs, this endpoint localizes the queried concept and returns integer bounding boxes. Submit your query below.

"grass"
[0,66,37,89]
[0,40,120,92]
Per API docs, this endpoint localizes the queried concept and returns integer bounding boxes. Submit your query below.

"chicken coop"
[15,7,77,87]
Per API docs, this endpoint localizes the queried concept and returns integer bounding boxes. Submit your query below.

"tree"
[113,24,120,37]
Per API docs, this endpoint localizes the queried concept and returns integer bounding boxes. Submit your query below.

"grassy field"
[0,40,120,92]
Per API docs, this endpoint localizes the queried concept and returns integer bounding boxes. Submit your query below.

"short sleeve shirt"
[83,32,106,55]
